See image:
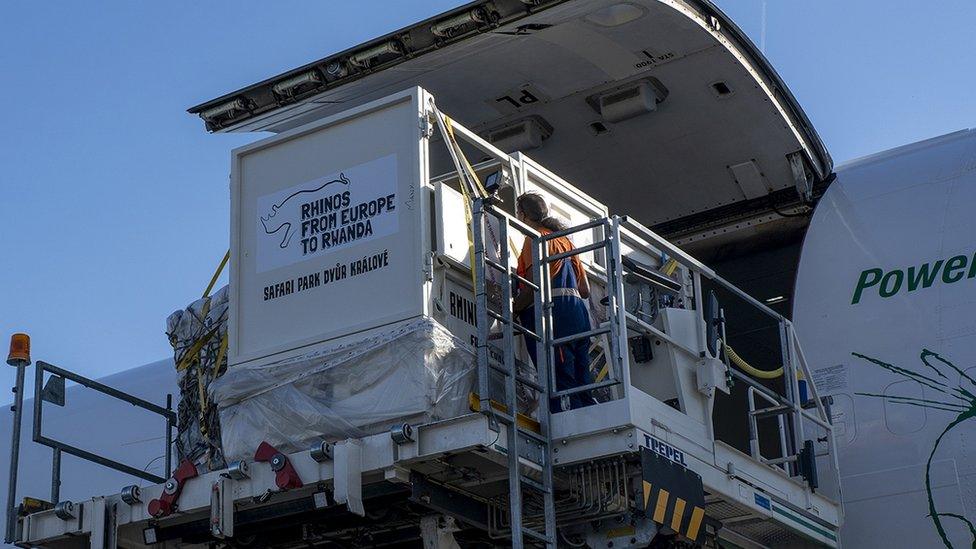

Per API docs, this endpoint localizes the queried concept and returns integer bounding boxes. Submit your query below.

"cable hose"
[722,340,784,379]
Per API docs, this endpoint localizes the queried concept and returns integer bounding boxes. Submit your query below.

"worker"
[513,192,598,412]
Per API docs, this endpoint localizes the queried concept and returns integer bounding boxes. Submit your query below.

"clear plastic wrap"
[212,318,490,461]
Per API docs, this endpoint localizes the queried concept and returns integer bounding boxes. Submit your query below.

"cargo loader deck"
[16,410,836,548]
[8,89,841,548]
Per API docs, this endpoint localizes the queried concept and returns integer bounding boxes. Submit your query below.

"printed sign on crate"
[255,154,399,273]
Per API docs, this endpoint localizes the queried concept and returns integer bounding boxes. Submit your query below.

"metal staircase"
[470,199,632,548]
[471,198,556,548]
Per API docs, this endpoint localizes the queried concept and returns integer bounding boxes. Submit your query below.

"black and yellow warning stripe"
[642,480,706,542]
[640,447,708,543]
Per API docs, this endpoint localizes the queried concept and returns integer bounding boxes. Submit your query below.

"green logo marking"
[853,350,976,549]
[851,251,976,304]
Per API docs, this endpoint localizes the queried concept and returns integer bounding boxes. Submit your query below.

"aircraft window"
[883,380,926,435]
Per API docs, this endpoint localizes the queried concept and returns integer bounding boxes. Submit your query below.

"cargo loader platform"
[8,88,841,548]
[16,409,836,548]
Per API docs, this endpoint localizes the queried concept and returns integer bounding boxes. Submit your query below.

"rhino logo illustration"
[260,173,350,249]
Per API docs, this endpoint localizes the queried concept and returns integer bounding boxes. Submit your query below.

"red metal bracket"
[148,459,198,518]
[254,441,303,490]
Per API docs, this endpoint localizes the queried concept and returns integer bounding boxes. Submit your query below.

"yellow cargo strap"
[203,250,230,299]
[214,332,228,377]
[197,332,230,434]
[509,236,521,257]
[200,250,232,417]
[175,325,220,372]
[591,338,610,382]
[198,366,210,434]
[442,114,488,291]
[175,249,230,372]
[454,152,478,290]
[443,115,488,197]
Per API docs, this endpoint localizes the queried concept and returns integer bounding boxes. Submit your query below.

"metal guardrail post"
[50,448,61,505]
[777,322,799,469]
[472,199,490,413]
[165,394,173,479]
[608,219,629,389]
[538,229,557,416]
[499,217,517,423]
[5,359,27,543]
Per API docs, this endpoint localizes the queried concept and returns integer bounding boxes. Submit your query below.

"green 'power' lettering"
[907,260,944,291]
[852,250,975,305]
[852,268,883,304]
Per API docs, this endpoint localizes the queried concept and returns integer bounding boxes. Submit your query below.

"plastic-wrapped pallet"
[211,317,538,462]
[165,285,229,471]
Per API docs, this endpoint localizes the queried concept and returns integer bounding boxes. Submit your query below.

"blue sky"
[1,0,974,390]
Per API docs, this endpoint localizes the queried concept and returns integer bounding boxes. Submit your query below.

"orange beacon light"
[7,333,30,366]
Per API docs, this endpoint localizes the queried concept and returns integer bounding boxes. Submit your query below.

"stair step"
[521,526,552,544]
[520,475,550,493]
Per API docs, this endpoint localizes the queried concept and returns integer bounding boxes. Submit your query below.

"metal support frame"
[7,359,173,544]
[32,361,176,485]
[468,201,637,547]
[50,448,61,505]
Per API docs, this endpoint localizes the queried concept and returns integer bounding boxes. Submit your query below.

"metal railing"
[6,360,174,543]
[31,361,175,492]
[618,216,839,488]
[536,217,628,408]
[25,362,172,507]
[430,99,837,500]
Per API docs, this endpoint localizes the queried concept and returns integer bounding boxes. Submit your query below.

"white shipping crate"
[229,86,608,371]
[230,89,431,365]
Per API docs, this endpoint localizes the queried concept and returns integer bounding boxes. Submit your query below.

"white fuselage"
[794,129,976,548]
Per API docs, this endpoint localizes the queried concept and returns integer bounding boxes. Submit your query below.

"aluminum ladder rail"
[471,202,629,547]
[472,199,556,548]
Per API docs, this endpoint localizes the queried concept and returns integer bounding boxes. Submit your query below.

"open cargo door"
[190,0,832,259]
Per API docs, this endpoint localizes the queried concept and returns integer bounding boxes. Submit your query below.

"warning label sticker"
[811,364,849,394]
